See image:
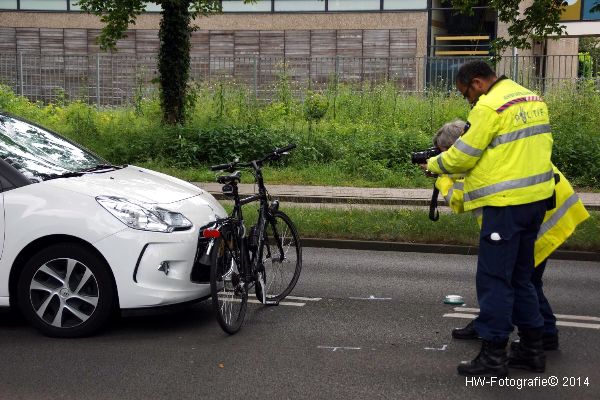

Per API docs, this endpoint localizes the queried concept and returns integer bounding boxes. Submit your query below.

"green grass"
[1,78,599,189]
[137,160,432,187]
[225,204,600,252]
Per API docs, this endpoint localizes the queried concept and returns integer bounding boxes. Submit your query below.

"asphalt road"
[1,248,599,400]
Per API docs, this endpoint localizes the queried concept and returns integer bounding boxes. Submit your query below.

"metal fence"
[0,53,597,106]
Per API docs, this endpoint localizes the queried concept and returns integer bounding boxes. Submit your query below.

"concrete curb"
[209,193,433,207]
[302,238,600,263]
[206,191,600,211]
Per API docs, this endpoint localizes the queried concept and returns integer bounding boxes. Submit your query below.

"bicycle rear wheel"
[210,236,247,334]
[260,211,302,302]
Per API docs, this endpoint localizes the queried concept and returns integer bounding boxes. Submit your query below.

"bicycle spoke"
[260,212,301,302]
[211,234,247,334]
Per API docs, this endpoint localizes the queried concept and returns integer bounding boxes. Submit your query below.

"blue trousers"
[532,260,558,335]
[473,200,547,342]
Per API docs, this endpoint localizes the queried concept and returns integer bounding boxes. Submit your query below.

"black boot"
[457,340,509,377]
[508,330,546,372]
[510,332,559,351]
[452,320,480,340]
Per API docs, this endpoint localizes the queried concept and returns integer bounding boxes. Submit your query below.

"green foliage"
[578,52,593,78]
[579,37,600,75]
[545,83,600,188]
[1,82,599,189]
[77,0,147,49]
[76,0,233,125]
[303,92,329,122]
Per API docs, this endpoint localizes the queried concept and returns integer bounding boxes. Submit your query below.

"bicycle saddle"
[217,171,241,184]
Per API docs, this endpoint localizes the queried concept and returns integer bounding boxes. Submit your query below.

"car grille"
[190,237,212,284]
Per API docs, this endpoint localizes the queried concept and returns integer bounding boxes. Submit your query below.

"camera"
[411,146,441,164]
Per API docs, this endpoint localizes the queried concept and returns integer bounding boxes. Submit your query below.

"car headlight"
[96,196,193,232]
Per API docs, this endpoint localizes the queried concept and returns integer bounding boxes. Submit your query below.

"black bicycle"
[204,144,302,334]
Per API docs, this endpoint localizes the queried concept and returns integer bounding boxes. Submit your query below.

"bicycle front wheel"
[260,211,302,302]
[210,237,247,334]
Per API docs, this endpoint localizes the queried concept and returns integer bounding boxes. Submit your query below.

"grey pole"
[512,47,518,82]
[19,52,24,96]
[253,56,258,100]
[96,54,101,107]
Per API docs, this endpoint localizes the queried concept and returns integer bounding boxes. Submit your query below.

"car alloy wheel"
[29,257,99,329]
[18,243,115,337]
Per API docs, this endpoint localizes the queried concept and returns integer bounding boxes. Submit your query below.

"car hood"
[43,165,210,205]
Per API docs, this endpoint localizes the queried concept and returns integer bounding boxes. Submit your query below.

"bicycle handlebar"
[210,162,235,172]
[275,143,296,154]
[210,144,296,172]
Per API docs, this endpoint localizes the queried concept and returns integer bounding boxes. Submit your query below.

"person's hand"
[418,163,437,177]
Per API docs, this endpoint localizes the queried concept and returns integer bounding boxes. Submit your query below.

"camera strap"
[429,184,440,222]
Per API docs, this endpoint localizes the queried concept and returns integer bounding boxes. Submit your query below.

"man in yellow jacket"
[426,61,556,377]
[433,120,590,356]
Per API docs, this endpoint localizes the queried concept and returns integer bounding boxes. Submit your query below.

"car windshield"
[0,114,106,182]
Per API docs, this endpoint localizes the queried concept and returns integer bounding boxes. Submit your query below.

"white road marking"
[285,295,322,301]
[318,346,361,352]
[349,295,392,300]
[452,307,600,323]
[445,309,600,330]
[443,313,478,319]
[453,307,480,313]
[217,297,306,307]
[557,321,600,330]
[424,345,448,351]
[247,299,306,307]
[555,314,600,322]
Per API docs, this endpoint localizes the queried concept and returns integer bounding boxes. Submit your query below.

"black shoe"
[510,332,559,352]
[457,340,509,377]
[508,330,546,373]
[452,320,480,340]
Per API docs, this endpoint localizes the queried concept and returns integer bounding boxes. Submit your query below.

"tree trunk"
[159,0,191,125]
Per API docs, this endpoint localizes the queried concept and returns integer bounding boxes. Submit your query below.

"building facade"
[0,1,597,103]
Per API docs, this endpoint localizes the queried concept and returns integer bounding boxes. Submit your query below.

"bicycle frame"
[207,144,300,333]
[205,161,285,297]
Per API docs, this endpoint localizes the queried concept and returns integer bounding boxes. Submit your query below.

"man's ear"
[471,77,485,91]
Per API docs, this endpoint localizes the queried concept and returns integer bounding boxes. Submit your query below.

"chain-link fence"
[0,53,598,106]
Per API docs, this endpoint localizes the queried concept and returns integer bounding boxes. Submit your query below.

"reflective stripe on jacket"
[427,78,555,211]
[434,166,590,267]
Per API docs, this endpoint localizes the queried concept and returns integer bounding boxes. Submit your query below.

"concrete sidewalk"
[196,182,600,210]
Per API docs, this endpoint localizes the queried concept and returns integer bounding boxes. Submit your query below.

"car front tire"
[17,243,116,338]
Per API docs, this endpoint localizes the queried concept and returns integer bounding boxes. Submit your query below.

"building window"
[328,0,380,11]
[274,0,325,12]
[20,0,68,10]
[144,2,162,12]
[1,0,433,12]
[0,0,17,9]
[223,0,272,12]
[583,0,600,20]
[384,0,427,10]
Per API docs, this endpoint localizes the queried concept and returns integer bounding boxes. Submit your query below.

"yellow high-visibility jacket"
[427,78,555,211]
[435,166,590,267]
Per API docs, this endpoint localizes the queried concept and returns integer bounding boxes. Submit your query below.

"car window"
[0,115,105,182]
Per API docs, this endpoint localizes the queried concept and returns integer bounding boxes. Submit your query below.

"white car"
[0,112,226,337]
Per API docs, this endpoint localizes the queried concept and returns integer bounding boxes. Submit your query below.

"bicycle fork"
[254,214,280,306]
